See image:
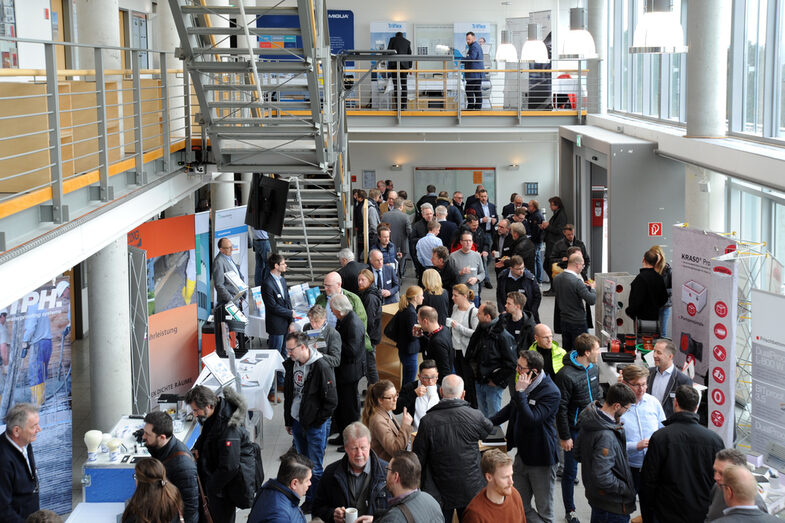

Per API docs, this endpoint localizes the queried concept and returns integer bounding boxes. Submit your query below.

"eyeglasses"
[419,374,438,382]
[626,381,647,389]
[516,364,530,373]
[382,393,399,400]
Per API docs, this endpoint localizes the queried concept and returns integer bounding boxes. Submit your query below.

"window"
[742,0,768,135]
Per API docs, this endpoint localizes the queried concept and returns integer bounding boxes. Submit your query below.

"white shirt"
[651,364,674,405]
[621,393,666,468]
[5,433,32,475]
[413,381,440,429]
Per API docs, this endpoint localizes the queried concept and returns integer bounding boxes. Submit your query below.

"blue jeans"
[561,321,588,351]
[533,242,543,282]
[590,507,629,523]
[292,418,330,503]
[268,334,285,387]
[562,429,579,513]
[659,305,671,338]
[475,382,504,418]
[399,350,418,385]
[253,238,270,287]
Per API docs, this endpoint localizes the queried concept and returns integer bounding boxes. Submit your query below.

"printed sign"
[648,222,662,236]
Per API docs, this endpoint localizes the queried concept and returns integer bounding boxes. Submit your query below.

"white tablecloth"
[66,502,125,522]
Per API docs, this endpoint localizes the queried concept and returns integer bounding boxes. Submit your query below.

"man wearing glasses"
[490,350,561,523]
[394,360,441,430]
[551,252,596,350]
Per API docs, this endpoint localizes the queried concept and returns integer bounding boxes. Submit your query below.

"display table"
[66,502,125,522]
[81,416,199,503]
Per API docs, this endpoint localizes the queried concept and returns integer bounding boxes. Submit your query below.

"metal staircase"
[168,0,350,283]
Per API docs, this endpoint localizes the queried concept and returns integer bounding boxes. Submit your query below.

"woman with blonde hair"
[421,268,449,325]
[122,458,184,523]
[361,380,413,461]
[650,245,673,337]
[393,286,423,384]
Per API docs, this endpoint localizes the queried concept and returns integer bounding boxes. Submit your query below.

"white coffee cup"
[426,385,438,398]
[345,507,358,523]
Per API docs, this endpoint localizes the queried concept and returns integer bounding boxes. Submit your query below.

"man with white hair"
[315,272,368,333]
[409,203,435,278]
[330,294,367,450]
[337,248,367,295]
[0,403,41,522]
[413,375,493,522]
[380,190,397,215]
[435,205,458,248]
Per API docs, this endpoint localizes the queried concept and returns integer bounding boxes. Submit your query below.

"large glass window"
[742,0,768,135]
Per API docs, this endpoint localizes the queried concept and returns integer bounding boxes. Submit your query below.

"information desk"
[81,416,199,503]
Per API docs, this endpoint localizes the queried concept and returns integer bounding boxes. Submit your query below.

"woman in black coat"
[358,269,383,385]
[421,269,449,326]
[395,286,423,384]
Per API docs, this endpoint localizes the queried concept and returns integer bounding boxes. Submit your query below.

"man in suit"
[0,403,41,523]
[469,188,497,290]
[451,191,465,221]
[713,465,776,522]
[337,248,367,295]
[550,224,590,280]
[369,249,399,304]
[212,237,246,357]
[491,219,511,276]
[552,253,596,350]
[415,186,438,222]
[435,205,458,249]
[382,197,412,279]
[647,339,692,419]
[262,253,294,398]
[501,194,524,220]
[379,190,397,215]
[387,31,412,109]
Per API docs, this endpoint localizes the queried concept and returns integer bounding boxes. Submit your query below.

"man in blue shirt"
[462,32,484,110]
[416,220,443,269]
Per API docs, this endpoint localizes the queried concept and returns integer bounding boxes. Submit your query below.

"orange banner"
[127,214,195,258]
[148,304,199,400]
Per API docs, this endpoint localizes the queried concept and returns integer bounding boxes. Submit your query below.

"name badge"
[277,294,282,298]
[529,399,536,405]
[669,392,676,398]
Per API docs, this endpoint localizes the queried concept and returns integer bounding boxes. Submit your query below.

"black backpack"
[228,429,265,509]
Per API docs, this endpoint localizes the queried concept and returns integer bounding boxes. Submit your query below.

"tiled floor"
[69,265,641,523]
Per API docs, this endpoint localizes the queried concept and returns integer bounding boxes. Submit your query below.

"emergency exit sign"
[648,222,663,236]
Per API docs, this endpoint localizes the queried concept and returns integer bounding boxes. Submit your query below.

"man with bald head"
[552,252,596,350]
[413,375,493,522]
[529,323,566,381]
[707,449,768,521]
[714,465,777,522]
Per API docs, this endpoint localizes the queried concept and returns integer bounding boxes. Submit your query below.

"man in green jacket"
[528,323,566,381]
[314,272,372,353]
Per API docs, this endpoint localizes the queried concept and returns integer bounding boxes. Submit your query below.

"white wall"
[348,130,558,205]
[16,0,53,68]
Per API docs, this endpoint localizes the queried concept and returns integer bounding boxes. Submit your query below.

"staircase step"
[186,27,301,37]
[211,125,317,136]
[213,117,316,125]
[208,101,314,112]
[204,84,310,93]
[193,47,306,57]
[187,61,312,74]
[181,6,300,16]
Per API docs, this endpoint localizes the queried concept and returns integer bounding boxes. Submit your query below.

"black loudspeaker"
[245,173,289,236]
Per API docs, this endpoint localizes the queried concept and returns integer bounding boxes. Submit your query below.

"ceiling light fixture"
[630,0,687,54]
[495,29,518,62]
[559,7,597,60]
[520,23,549,63]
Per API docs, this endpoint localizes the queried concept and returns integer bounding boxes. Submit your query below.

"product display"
[84,430,102,462]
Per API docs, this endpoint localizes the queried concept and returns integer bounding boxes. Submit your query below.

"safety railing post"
[183,65,193,164]
[94,47,111,201]
[132,49,146,184]
[577,60,584,123]
[160,52,171,173]
[43,42,68,223]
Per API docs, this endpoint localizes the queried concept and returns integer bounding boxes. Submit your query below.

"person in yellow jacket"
[528,323,567,381]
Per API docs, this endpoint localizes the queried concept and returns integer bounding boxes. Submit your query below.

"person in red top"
[463,449,526,523]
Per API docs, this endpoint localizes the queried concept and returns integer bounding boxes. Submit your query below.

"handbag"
[163,451,214,523]
[384,310,401,344]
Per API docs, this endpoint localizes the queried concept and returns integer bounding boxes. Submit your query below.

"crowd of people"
[0,182,775,523]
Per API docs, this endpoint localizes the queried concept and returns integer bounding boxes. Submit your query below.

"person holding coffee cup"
[362,381,413,462]
[394,360,441,431]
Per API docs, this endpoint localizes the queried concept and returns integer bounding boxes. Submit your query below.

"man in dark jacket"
[394,360,441,430]
[248,451,312,523]
[540,196,568,292]
[506,222,537,275]
[500,291,536,352]
[284,332,339,509]
[462,32,484,110]
[469,189,497,289]
[490,350,560,523]
[552,252,596,350]
[313,422,389,522]
[0,403,40,523]
[502,194,524,220]
[626,249,668,324]
[435,205,458,249]
[431,247,458,298]
[496,255,541,323]
[464,302,517,418]
[413,374,493,522]
[555,333,603,523]
[550,224,590,279]
[262,253,294,392]
[706,448,768,521]
[640,385,725,523]
[331,294,366,444]
[525,199,545,283]
[337,248,367,295]
[647,339,693,418]
[415,306,454,382]
[142,411,199,523]
[415,186,438,223]
[383,198,412,279]
[303,304,341,368]
[375,450,443,522]
[186,385,256,523]
[575,384,638,521]
[387,31,411,109]
[491,219,512,276]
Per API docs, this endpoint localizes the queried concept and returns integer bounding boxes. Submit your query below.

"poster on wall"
[707,253,738,446]
[257,9,354,63]
[195,211,211,321]
[671,226,738,378]
[214,206,250,314]
[0,0,17,68]
[0,275,72,514]
[453,22,494,67]
[750,289,785,457]
[370,21,408,51]
[128,216,199,403]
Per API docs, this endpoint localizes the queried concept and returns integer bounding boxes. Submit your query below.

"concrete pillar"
[165,194,195,218]
[686,1,732,137]
[73,0,121,70]
[87,236,132,431]
[684,166,726,232]
[587,0,607,114]
[212,172,236,210]
[240,172,252,205]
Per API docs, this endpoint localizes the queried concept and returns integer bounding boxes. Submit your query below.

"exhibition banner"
[195,211,211,321]
[671,226,738,377]
[707,253,738,446]
[370,21,408,51]
[214,206,250,313]
[257,9,354,62]
[128,215,199,402]
[0,276,72,514]
[750,289,785,455]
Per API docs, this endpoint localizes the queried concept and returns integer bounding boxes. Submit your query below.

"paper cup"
[344,508,358,523]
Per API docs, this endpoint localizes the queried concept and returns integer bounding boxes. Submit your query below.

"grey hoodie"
[291,348,324,421]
